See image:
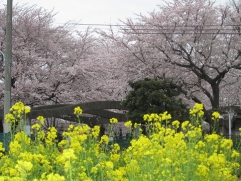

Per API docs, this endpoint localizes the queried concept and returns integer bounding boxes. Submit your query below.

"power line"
[122,28,240,31]
[60,23,241,28]
[67,23,125,27]
[125,32,241,35]
[53,23,241,34]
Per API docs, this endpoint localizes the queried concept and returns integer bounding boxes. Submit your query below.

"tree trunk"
[211,83,220,110]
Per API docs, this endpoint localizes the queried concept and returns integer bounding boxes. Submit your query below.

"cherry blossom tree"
[0,4,102,108]
[0,3,134,112]
[88,37,132,101]
[100,0,241,111]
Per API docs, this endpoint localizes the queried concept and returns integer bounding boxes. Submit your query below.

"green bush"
[121,78,187,123]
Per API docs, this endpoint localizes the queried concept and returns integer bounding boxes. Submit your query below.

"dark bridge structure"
[0,101,129,132]
[28,101,129,125]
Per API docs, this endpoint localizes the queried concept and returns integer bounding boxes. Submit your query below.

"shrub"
[121,78,187,123]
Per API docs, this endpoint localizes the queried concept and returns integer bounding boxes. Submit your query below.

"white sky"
[8,0,229,26]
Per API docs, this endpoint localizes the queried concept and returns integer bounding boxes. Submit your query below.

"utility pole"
[228,110,234,139]
[3,0,12,147]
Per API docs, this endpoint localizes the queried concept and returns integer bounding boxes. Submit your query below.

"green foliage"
[121,78,187,123]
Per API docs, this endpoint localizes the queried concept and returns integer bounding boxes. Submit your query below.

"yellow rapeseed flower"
[194,103,203,111]
[9,140,21,154]
[62,148,77,160]
[221,138,233,147]
[24,106,31,114]
[105,161,114,169]
[58,139,69,148]
[91,125,100,138]
[10,101,25,119]
[181,121,190,131]
[46,173,65,181]
[15,160,33,173]
[5,113,15,124]
[110,153,120,162]
[46,127,57,144]
[124,120,132,128]
[212,111,220,120]
[37,116,45,125]
[204,134,220,142]
[14,131,31,145]
[32,123,41,131]
[195,164,210,177]
[74,106,83,116]
[189,103,204,117]
[0,142,5,157]
[189,108,197,115]
[100,135,109,144]
[134,123,141,128]
[110,118,118,124]
[143,114,150,122]
[198,110,204,117]
[195,140,206,149]
[231,150,240,158]
[160,111,172,120]
[67,124,74,131]
[0,142,5,152]
[91,166,98,174]
[172,120,180,128]
[78,172,92,181]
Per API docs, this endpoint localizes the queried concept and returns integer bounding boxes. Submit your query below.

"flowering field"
[0,102,240,180]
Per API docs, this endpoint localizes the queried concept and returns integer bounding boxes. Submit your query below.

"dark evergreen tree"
[121,78,187,123]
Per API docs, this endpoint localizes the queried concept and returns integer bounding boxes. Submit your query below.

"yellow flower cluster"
[0,142,5,157]
[110,118,118,124]
[134,122,141,128]
[74,106,82,116]
[91,125,100,138]
[5,113,15,124]
[189,103,204,117]
[212,111,220,121]
[5,101,30,124]
[61,124,92,152]
[31,123,41,131]
[15,160,33,174]
[143,111,172,123]
[45,127,57,144]
[44,173,65,181]
[211,111,221,133]
[0,102,240,181]
[10,101,31,116]
[37,116,45,125]
[100,135,109,144]
[172,120,180,129]
[124,120,132,128]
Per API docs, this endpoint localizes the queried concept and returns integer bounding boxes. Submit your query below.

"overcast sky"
[2,0,231,26]
[13,0,166,25]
